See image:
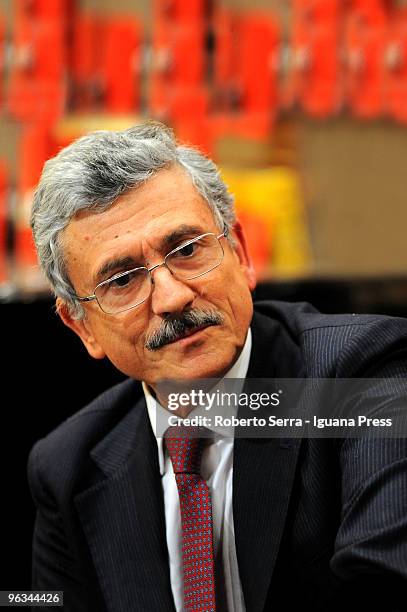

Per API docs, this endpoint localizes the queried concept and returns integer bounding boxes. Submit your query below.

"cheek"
[227,281,254,325]
[199,267,252,308]
[94,314,145,355]
[98,328,148,379]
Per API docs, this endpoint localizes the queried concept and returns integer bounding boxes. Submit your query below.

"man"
[29,122,407,611]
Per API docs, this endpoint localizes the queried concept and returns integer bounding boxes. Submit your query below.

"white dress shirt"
[144,330,252,612]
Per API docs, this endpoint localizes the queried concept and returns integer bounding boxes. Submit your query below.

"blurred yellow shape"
[221,166,313,279]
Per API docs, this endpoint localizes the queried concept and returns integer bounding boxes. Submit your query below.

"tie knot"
[164,426,206,474]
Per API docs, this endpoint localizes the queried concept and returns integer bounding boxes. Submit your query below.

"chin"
[185,353,235,381]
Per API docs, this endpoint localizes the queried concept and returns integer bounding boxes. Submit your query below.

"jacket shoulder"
[28,378,142,496]
[254,299,384,332]
[254,300,407,376]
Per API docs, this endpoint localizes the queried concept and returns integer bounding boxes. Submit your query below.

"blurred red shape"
[237,13,281,115]
[286,0,343,118]
[344,1,389,118]
[383,6,407,123]
[102,18,142,113]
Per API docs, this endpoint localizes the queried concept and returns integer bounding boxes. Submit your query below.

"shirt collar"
[143,328,252,475]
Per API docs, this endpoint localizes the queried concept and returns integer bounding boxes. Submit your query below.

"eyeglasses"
[75,228,228,315]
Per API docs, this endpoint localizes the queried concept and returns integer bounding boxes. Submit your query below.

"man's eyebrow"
[162,225,204,248]
[95,256,140,284]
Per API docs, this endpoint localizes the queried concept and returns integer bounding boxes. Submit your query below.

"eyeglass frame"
[74,226,229,314]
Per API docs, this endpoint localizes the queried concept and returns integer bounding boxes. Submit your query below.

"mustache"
[145,308,224,351]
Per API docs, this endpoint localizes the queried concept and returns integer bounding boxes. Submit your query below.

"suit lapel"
[233,310,304,612]
[75,395,175,612]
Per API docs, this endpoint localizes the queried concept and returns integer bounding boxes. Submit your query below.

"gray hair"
[31,121,236,319]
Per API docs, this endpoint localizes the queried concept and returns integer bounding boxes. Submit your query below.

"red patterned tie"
[164,427,217,612]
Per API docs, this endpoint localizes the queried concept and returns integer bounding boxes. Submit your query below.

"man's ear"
[230,220,257,291]
[56,298,106,360]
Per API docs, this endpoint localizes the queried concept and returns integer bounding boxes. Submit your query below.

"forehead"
[61,166,218,278]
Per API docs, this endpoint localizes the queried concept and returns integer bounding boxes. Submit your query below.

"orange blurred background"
[2,0,407,297]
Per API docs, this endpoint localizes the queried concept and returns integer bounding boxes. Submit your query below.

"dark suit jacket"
[28,301,407,611]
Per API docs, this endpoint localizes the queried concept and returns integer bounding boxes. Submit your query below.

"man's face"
[59,165,256,392]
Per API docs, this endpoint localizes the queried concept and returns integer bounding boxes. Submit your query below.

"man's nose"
[150,265,195,316]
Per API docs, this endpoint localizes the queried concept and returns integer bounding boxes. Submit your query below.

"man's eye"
[177,243,196,257]
[110,272,133,288]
